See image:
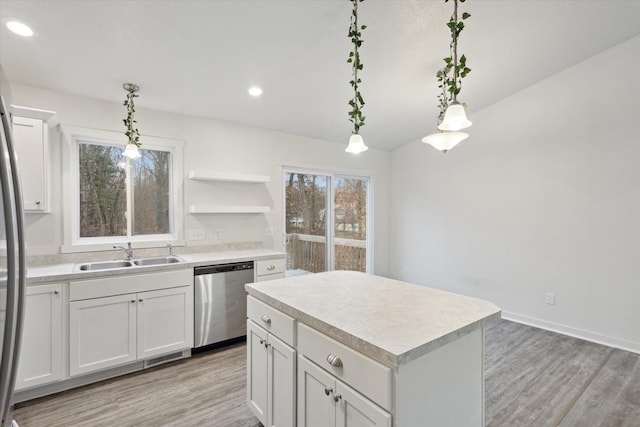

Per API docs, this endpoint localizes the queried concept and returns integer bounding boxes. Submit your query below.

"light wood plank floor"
[14,320,639,426]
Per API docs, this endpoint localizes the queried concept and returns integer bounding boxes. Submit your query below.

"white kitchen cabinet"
[70,285,193,376]
[69,269,194,376]
[247,297,296,427]
[137,286,194,360]
[255,258,285,282]
[11,106,56,213]
[69,293,137,376]
[15,284,63,390]
[298,356,391,427]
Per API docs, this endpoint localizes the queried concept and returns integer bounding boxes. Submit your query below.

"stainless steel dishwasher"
[194,261,254,349]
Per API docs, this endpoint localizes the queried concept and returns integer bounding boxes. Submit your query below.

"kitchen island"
[245,271,501,427]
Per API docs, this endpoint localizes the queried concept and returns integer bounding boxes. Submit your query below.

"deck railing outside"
[285,233,366,273]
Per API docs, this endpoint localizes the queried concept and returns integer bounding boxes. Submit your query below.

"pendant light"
[123,83,141,159]
[422,0,472,153]
[345,0,368,154]
[437,0,471,132]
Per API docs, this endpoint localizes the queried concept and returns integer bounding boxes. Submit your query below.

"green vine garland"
[123,90,141,147]
[437,0,471,120]
[347,0,366,134]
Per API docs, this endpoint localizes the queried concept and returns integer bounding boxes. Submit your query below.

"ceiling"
[1,0,639,151]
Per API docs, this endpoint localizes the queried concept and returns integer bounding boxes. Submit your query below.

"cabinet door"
[298,356,336,427]
[12,116,47,212]
[268,333,296,427]
[69,294,137,376]
[15,284,63,390]
[137,286,194,360]
[336,381,392,427]
[247,321,269,425]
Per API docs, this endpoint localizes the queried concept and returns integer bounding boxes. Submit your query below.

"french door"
[284,169,370,274]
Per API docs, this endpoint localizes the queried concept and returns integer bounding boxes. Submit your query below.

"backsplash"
[26,242,264,267]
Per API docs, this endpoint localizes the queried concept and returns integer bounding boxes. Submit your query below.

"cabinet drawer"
[247,296,295,346]
[297,323,391,411]
[70,269,193,301]
[256,272,285,282]
[256,258,285,277]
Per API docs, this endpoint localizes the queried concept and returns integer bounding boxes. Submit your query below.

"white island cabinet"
[246,271,501,427]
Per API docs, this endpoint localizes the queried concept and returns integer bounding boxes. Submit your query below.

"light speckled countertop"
[246,271,500,368]
[26,249,285,284]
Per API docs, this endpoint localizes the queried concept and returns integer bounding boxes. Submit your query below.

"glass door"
[284,170,370,276]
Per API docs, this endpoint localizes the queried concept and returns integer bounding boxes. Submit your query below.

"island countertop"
[246,271,501,368]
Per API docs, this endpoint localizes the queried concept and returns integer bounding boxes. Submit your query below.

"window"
[64,126,183,248]
[284,169,371,274]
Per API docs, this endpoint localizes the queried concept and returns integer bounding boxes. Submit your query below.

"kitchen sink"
[77,260,134,271]
[132,256,183,266]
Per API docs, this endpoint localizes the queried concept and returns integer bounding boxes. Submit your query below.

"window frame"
[282,165,373,273]
[61,125,184,252]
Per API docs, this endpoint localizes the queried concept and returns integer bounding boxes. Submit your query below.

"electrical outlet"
[188,229,205,241]
[213,229,222,240]
[545,293,555,305]
[265,227,273,237]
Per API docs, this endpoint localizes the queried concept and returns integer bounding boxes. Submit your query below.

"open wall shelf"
[188,171,270,183]
[188,205,270,214]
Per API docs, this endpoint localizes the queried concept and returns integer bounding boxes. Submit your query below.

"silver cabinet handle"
[267,265,276,271]
[130,299,136,304]
[333,393,342,402]
[261,314,272,324]
[326,353,343,367]
[53,290,60,295]
[324,387,333,396]
[35,200,41,205]
[259,338,265,345]
[138,298,143,302]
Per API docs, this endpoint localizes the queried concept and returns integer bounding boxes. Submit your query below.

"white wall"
[12,84,390,276]
[389,36,640,352]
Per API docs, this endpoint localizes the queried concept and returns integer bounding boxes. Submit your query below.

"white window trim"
[281,164,373,273]
[60,125,184,253]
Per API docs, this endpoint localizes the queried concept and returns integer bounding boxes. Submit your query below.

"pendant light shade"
[345,134,368,154]
[437,101,472,131]
[421,131,469,153]
[123,142,141,159]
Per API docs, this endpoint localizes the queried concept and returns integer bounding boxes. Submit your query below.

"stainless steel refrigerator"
[0,64,26,427]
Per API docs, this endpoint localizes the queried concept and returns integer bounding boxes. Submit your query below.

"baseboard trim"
[501,311,639,355]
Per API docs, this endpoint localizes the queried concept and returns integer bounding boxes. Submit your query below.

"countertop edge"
[246,284,501,369]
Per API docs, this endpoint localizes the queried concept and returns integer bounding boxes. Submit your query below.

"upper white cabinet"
[15,283,64,391]
[11,106,56,213]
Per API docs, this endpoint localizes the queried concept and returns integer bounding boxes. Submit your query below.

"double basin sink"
[76,256,183,272]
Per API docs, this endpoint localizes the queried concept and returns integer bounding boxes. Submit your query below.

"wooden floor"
[14,320,639,426]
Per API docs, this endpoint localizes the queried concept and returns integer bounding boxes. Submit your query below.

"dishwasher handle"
[194,261,254,276]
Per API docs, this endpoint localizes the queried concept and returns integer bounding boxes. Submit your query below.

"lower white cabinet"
[255,258,286,282]
[298,356,391,427]
[69,285,193,376]
[15,283,63,390]
[247,320,296,427]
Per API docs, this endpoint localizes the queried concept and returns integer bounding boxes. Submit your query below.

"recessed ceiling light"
[6,20,34,37]
[248,86,263,97]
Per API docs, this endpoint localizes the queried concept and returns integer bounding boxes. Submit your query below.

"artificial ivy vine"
[347,0,366,134]
[123,88,141,147]
[437,0,471,120]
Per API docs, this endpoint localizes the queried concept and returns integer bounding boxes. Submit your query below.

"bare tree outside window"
[133,149,171,235]
[78,141,172,239]
[78,143,126,237]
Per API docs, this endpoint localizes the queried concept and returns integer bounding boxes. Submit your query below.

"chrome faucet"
[167,243,174,256]
[114,242,133,260]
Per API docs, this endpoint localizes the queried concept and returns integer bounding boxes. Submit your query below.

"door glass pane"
[334,176,367,272]
[78,143,126,237]
[284,172,328,274]
[132,149,171,235]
